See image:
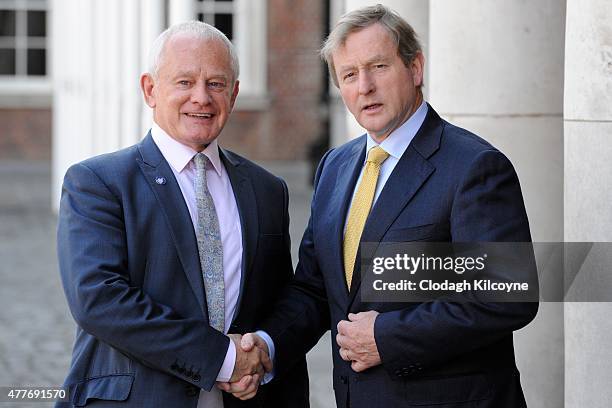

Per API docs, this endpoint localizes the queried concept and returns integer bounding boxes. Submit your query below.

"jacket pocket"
[73,374,134,407]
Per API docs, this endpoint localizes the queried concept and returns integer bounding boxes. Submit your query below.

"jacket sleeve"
[260,151,334,378]
[57,162,229,391]
[375,149,539,376]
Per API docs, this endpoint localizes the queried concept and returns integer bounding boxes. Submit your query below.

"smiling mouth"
[185,113,214,119]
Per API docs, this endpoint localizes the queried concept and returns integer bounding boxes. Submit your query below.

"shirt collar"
[365,100,428,160]
[151,122,223,176]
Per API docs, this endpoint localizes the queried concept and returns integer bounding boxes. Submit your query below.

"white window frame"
[0,0,51,108]
[194,0,268,110]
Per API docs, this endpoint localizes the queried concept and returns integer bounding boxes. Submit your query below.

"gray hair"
[148,20,239,82]
[321,4,422,87]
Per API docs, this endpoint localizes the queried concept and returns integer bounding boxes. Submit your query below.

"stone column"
[168,0,194,26]
[52,0,95,208]
[51,0,166,209]
[427,2,566,407]
[564,0,612,406]
[140,0,165,135]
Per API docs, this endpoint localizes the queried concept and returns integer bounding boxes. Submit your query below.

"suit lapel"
[220,149,258,322]
[331,139,367,299]
[137,133,208,316]
[347,105,443,308]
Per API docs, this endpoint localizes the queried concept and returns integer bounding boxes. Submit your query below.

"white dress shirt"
[151,123,242,408]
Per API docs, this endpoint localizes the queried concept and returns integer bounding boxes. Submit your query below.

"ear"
[140,73,156,108]
[229,80,240,111]
[411,51,425,87]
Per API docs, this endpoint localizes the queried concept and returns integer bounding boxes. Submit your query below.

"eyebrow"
[172,70,197,79]
[337,54,392,73]
[172,71,229,81]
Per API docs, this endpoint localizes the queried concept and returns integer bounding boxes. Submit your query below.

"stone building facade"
[0,0,328,163]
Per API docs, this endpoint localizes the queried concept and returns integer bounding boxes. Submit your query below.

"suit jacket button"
[193,374,201,382]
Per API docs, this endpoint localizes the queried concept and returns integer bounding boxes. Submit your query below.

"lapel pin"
[155,177,166,185]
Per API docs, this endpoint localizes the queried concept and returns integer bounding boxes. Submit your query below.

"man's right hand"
[218,333,272,400]
[228,333,272,382]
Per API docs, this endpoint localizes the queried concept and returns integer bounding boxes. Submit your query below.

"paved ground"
[0,159,335,407]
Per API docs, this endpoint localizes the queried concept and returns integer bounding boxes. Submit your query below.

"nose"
[358,70,375,95]
[190,81,212,106]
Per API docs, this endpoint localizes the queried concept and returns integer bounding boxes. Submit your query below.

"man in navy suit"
[226,4,538,407]
[56,21,308,407]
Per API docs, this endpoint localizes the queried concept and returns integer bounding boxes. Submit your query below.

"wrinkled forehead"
[162,33,229,59]
[159,34,232,75]
[333,24,398,64]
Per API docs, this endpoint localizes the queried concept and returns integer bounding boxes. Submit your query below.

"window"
[0,0,48,77]
[0,0,50,107]
[194,0,267,106]
[196,0,234,41]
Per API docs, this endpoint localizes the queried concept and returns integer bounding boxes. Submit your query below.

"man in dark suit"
[56,21,307,407]
[226,4,538,407]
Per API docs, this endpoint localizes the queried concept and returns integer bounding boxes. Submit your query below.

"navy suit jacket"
[57,134,308,407]
[261,105,538,408]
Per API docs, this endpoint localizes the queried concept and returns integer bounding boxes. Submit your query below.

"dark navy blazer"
[57,134,308,407]
[262,105,538,408]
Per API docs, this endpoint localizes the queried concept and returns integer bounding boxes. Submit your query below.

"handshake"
[217,333,271,400]
[216,311,382,400]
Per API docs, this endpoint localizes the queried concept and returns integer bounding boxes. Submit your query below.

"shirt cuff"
[256,330,276,384]
[216,337,236,382]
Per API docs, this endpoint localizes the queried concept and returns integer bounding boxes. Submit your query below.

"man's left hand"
[336,310,381,372]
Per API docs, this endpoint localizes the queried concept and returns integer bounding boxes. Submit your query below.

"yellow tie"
[343,146,390,288]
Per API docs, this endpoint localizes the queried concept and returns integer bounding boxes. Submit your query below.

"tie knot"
[193,152,211,171]
[366,146,389,166]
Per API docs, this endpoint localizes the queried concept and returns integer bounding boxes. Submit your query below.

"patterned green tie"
[194,153,225,332]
